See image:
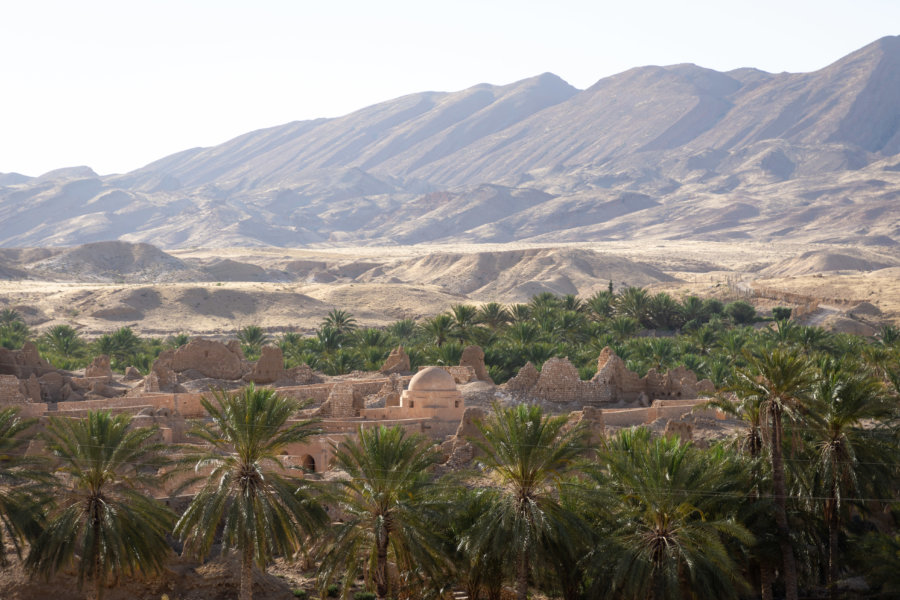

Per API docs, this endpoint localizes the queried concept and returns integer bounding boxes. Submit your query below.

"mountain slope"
[2,37,900,248]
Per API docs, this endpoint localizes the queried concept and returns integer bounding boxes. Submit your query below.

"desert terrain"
[1,239,898,338]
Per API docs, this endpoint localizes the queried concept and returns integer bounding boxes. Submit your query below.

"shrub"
[772,306,792,321]
[327,583,340,597]
[293,590,308,599]
[725,301,757,325]
[354,593,377,600]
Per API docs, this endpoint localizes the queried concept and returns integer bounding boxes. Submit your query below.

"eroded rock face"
[460,345,493,383]
[85,355,113,379]
[172,339,243,380]
[245,346,284,384]
[380,346,410,374]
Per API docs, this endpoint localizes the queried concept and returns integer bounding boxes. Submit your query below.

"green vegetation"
[26,411,174,600]
[174,385,327,600]
[0,287,897,598]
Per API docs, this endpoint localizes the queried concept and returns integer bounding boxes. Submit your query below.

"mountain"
[2,37,900,248]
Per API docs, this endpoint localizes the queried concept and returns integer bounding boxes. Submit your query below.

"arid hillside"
[2,240,898,337]
[2,37,900,248]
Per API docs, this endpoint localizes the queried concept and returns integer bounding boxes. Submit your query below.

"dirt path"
[799,304,842,327]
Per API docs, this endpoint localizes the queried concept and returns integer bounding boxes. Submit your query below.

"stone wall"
[504,348,715,406]
[0,374,27,403]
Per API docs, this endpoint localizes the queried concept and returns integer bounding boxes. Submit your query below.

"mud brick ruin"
[0,338,722,480]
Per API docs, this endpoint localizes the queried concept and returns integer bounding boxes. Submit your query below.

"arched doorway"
[302,454,316,472]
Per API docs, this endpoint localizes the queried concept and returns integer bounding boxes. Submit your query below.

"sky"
[1,0,898,177]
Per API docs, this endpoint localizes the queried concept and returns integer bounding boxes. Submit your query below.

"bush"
[293,590,307,599]
[354,593,377,600]
[725,301,757,325]
[772,306,792,321]
[327,583,340,598]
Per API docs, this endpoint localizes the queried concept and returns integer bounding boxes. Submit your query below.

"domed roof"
[408,366,457,392]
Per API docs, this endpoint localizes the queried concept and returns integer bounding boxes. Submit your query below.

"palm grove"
[0,287,898,599]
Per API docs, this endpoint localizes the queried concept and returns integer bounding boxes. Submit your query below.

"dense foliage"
[2,288,898,598]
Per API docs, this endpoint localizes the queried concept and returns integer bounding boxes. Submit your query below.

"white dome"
[408,366,457,392]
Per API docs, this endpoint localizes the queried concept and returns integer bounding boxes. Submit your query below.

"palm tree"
[318,425,446,600]
[508,303,532,324]
[421,314,454,347]
[449,304,479,341]
[809,366,896,598]
[463,404,586,600]
[175,385,327,600]
[26,411,174,600]
[585,428,753,600]
[94,326,142,367]
[42,324,84,358]
[477,302,511,330]
[323,308,358,336]
[0,308,24,328]
[237,324,271,356]
[615,286,651,327]
[587,290,615,321]
[647,292,684,330]
[0,407,46,566]
[728,348,816,600]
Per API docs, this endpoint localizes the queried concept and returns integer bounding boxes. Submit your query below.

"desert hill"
[2,38,900,248]
[760,247,900,277]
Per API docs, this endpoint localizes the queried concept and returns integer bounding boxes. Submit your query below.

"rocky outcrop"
[460,345,493,383]
[380,346,410,374]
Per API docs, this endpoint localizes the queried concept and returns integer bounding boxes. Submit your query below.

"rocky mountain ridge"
[2,37,900,248]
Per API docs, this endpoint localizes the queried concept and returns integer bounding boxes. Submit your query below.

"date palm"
[318,425,446,600]
[585,429,753,600]
[476,302,511,330]
[421,314,454,347]
[175,385,327,600]
[463,404,587,600]
[728,348,816,600]
[0,407,46,566]
[809,366,896,598]
[323,308,358,336]
[42,324,85,358]
[237,324,270,355]
[26,411,174,600]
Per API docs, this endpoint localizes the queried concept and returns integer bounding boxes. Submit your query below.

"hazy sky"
[2,0,897,177]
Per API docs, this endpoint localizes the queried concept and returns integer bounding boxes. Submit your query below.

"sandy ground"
[2,240,898,337]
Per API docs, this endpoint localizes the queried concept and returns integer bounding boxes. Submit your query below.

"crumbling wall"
[0,374,28,403]
[459,346,493,383]
[245,345,284,384]
[505,348,715,406]
[171,339,243,380]
[380,346,411,374]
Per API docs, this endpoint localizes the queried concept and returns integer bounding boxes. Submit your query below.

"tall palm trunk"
[747,427,773,600]
[92,502,103,600]
[515,549,528,600]
[376,530,389,600]
[760,561,775,600]
[769,408,799,600]
[827,482,840,600]
[240,547,253,600]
